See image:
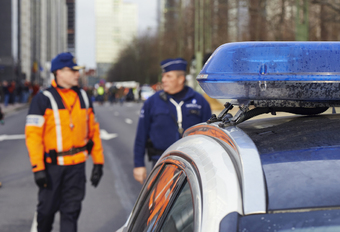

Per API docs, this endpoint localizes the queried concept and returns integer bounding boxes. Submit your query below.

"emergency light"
[197,42,340,101]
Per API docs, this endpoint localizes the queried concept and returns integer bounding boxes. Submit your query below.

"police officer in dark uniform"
[133,58,212,184]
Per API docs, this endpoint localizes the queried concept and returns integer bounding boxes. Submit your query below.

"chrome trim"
[184,122,267,215]
[270,207,340,214]
[159,135,243,232]
[227,125,266,214]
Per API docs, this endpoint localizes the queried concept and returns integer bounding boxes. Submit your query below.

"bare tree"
[311,0,340,40]
[106,33,160,85]
[106,0,340,86]
[248,0,268,40]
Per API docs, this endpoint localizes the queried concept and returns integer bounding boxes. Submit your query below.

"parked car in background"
[117,42,340,232]
[140,85,155,101]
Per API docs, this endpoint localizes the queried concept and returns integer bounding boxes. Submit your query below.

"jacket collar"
[160,86,195,102]
[51,79,79,92]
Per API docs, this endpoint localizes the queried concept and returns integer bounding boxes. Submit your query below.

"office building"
[0,1,15,81]
[95,0,137,78]
[20,0,67,84]
[0,0,68,85]
[66,0,76,54]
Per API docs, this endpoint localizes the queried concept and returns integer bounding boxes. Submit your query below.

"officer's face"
[162,71,185,94]
[57,67,80,89]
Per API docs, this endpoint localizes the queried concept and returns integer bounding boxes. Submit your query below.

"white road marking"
[0,134,26,141]
[30,212,37,232]
[105,149,135,214]
[125,118,133,124]
[100,129,118,140]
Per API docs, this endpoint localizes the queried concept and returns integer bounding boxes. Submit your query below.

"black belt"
[57,145,87,157]
[146,139,165,161]
[47,140,94,165]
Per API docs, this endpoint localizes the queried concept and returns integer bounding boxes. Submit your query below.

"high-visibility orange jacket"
[25,80,104,173]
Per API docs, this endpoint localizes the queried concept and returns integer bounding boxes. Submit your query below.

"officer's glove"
[34,170,48,188]
[90,164,103,187]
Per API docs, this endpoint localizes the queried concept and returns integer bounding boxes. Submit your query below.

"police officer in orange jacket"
[25,52,105,232]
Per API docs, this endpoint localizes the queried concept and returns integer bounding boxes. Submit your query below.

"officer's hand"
[34,170,48,188]
[133,167,147,184]
[91,164,103,187]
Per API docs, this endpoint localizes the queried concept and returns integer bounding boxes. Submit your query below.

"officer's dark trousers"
[37,162,86,232]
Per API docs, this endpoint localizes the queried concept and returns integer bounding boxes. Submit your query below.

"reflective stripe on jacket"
[25,80,104,172]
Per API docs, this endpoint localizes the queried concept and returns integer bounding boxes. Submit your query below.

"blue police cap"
[50,52,84,72]
[160,58,187,73]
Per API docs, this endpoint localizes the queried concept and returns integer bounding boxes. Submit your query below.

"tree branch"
[311,0,340,14]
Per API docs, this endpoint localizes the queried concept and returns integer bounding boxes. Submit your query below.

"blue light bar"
[197,42,340,100]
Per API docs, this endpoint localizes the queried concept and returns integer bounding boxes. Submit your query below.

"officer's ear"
[176,71,186,85]
[55,70,61,77]
[53,71,58,84]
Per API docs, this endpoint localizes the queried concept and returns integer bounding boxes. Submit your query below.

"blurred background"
[0,0,339,103]
[1,1,340,230]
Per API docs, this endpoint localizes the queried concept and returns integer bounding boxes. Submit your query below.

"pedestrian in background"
[116,86,125,105]
[0,82,3,103]
[25,52,105,232]
[108,84,117,104]
[32,82,40,97]
[22,81,30,103]
[133,58,212,184]
[15,81,22,103]
[8,81,16,104]
[0,106,4,124]
[96,83,105,105]
[2,81,10,107]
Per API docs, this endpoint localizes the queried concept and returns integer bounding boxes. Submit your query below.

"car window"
[160,181,194,232]
[130,164,184,232]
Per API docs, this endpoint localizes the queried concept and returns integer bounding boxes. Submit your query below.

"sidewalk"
[0,102,29,116]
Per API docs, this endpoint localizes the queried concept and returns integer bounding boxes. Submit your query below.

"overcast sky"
[76,0,157,69]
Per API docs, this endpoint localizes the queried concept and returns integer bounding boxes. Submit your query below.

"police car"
[117,42,340,232]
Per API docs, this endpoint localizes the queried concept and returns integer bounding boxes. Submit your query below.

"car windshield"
[238,209,340,232]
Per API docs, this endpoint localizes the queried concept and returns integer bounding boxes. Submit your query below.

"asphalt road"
[0,101,151,232]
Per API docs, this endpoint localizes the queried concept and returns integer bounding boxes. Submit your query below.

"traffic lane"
[0,139,36,232]
[0,106,28,134]
[95,102,145,202]
[79,102,147,231]
[0,107,37,231]
[107,102,142,124]
[106,101,160,176]
[95,102,153,177]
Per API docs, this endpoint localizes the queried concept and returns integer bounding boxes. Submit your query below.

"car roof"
[238,114,340,211]
[238,114,340,155]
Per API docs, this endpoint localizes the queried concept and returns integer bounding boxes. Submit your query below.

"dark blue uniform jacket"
[134,86,211,167]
